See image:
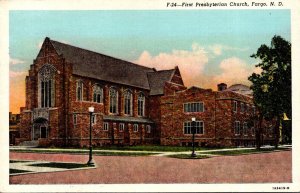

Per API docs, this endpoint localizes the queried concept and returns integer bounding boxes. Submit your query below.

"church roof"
[50,39,155,89]
[147,69,175,95]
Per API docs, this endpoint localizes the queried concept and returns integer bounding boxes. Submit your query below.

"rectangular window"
[183,102,204,113]
[183,121,204,134]
[103,122,109,131]
[119,123,124,132]
[241,103,244,113]
[133,124,139,132]
[146,125,151,133]
[234,121,240,135]
[233,101,237,112]
[243,122,248,135]
[73,114,77,125]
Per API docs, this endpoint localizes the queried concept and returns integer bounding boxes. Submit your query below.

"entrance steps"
[18,140,39,147]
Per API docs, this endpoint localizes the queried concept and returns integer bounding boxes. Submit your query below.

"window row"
[234,121,254,135]
[184,102,204,113]
[233,101,255,114]
[183,121,204,134]
[103,122,151,133]
[76,82,145,116]
[73,115,151,133]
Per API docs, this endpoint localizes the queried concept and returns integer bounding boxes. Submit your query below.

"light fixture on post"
[191,117,197,157]
[87,106,95,166]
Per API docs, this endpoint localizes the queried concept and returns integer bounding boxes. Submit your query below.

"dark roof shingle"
[50,39,155,89]
[147,69,175,95]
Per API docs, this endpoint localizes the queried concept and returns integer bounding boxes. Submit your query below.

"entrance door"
[40,126,47,138]
[124,124,130,144]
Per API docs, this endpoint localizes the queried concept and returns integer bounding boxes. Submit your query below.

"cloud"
[133,43,209,86]
[37,41,43,49]
[10,71,27,78]
[208,44,249,56]
[208,57,261,90]
[10,57,25,65]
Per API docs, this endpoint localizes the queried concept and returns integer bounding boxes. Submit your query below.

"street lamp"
[87,106,95,166]
[191,117,197,157]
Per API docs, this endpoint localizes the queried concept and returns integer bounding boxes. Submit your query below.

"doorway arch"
[32,117,49,140]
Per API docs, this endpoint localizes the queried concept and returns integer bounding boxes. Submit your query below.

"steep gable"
[44,38,155,89]
[147,69,174,95]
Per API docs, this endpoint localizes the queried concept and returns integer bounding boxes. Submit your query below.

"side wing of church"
[17,37,275,147]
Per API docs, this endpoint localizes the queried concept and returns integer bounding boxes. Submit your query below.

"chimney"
[217,83,227,91]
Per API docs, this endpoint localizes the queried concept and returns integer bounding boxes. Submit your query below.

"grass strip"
[205,148,289,156]
[10,160,31,163]
[10,149,157,156]
[29,162,89,169]
[167,154,211,159]
[45,145,224,152]
[10,169,31,174]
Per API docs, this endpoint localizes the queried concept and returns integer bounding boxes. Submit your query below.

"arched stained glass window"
[138,92,145,116]
[109,87,118,114]
[39,64,56,108]
[124,90,132,115]
[93,85,103,103]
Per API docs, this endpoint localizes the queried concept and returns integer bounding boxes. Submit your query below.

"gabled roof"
[147,69,175,95]
[49,39,155,89]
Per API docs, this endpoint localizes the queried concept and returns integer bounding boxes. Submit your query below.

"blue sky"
[9,10,290,113]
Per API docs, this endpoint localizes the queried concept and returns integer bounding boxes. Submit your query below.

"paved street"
[9,150,291,184]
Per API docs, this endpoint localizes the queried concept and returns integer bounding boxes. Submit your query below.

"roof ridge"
[147,69,175,74]
[50,39,153,71]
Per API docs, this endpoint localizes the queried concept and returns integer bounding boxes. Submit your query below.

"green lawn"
[10,149,157,156]
[29,162,90,169]
[205,148,289,156]
[10,160,31,163]
[10,169,31,174]
[92,145,221,152]
[167,154,211,159]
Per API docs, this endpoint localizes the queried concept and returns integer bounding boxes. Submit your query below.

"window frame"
[103,122,109,131]
[133,124,139,132]
[76,81,83,101]
[109,87,118,114]
[183,121,204,135]
[233,101,238,112]
[93,84,103,103]
[146,125,151,133]
[124,90,133,116]
[241,102,244,113]
[183,102,204,113]
[234,121,240,135]
[119,123,125,132]
[138,92,145,117]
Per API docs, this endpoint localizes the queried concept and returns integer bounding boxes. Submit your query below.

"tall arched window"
[38,64,56,108]
[138,92,145,116]
[124,90,132,115]
[76,81,83,101]
[109,87,118,114]
[93,84,103,103]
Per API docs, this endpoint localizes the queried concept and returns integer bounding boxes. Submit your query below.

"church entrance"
[32,118,48,140]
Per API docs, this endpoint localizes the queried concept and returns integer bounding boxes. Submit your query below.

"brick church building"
[17,37,275,147]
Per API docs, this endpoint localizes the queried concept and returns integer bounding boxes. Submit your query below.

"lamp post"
[87,106,95,166]
[191,117,197,157]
